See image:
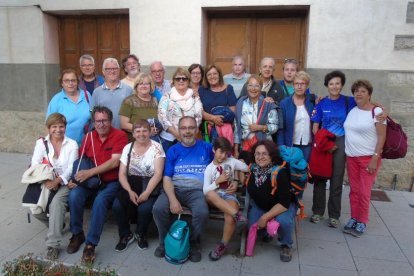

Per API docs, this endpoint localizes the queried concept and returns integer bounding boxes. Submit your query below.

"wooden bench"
[181,183,250,256]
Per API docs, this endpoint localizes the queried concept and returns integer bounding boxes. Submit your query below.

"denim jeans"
[152,188,208,245]
[68,181,119,246]
[248,200,298,248]
[112,196,157,237]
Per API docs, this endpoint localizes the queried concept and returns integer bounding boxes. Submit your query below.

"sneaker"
[134,233,148,250]
[66,232,85,254]
[310,214,322,224]
[154,244,165,258]
[208,242,228,261]
[189,242,202,262]
[115,234,134,252]
[81,244,96,264]
[234,211,248,233]
[328,218,339,228]
[280,245,292,262]
[351,222,366,238]
[343,218,357,234]
[46,247,59,261]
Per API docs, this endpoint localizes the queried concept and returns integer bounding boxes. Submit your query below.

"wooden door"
[208,18,253,75]
[59,15,129,74]
[208,14,307,79]
[256,18,306,79]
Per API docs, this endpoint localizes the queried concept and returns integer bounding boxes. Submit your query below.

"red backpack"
[372,107,408,159]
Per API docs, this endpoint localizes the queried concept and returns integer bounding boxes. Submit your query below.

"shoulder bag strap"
[256,101,266,124]
[83,89,89,103]
[41,137,52,166]
[90,132,101,182]
[126,141,134,177]
[41,137,57,176]
[75,132,89,174]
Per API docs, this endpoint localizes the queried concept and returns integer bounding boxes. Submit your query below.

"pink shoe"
[267,220,280,237]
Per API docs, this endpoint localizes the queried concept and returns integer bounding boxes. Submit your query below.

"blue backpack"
[164,214,190,264]
[277,145,309,196]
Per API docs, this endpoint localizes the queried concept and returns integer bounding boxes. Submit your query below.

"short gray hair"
[102,57,120,70]
[232,55,245,64]
[260,57,275,68]
[149,61,165,71]
[79,54,95,66]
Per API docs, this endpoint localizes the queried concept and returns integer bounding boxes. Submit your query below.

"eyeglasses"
[206,72,219,77]
[62,79,77,84]
[95,119,110,125]
[294,82,307,87]
[80,64,94,68]
[174,77,189,82]
[254,152,269,158]
[179,126,197,131]
[247,84,260,89]
[191,72,202,76]
[104,67,119,72]
[151,70,164,74]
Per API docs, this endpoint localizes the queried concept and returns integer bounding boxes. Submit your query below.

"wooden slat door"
[59,15,129,74]
[208,18,253,74]
[208,14,307,79]
[256,18,306,79]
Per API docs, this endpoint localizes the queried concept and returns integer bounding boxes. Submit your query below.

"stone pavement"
[1,151,414,276]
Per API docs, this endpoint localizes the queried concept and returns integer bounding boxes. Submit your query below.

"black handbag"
[71,132,101,190]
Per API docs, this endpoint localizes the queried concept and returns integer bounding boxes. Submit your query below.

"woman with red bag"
[234,75,279,159]
[343,80,386,237]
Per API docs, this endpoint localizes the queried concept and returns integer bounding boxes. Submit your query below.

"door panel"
[208,18,252,74]
[256,18,304,79]
[59,15,129,74]
[208,14,306,80]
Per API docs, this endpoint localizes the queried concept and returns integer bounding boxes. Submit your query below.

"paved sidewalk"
[1,152,414,275]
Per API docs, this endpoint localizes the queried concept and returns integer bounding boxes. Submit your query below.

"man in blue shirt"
[90,58,132,129]
[78,55,104,96]
[223,56,251,98]
[153,116,213,262]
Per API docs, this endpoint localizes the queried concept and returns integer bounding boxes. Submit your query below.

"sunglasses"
[284,58,298,64]
[174,77,189,82]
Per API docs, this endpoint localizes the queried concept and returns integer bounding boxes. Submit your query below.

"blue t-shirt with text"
[311,95,356,137]
[164,140,214,185]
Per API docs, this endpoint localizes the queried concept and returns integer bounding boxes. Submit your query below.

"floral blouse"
[234,98,278,143]
[120,140,165,177]
[158,87,203,131]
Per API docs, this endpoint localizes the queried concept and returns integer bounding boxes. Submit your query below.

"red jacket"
[309,129,336,179]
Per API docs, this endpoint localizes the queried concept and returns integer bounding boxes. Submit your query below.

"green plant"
[2,253,117,276]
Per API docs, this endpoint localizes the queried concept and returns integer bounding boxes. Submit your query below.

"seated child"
[203,137,249,261]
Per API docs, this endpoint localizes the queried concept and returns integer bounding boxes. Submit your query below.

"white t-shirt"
[344,106,386,157]
[120,140,165,177]
[293,105,311,145]
[203,157,249,194]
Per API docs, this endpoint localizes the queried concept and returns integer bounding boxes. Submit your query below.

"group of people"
[28,53,386,265]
